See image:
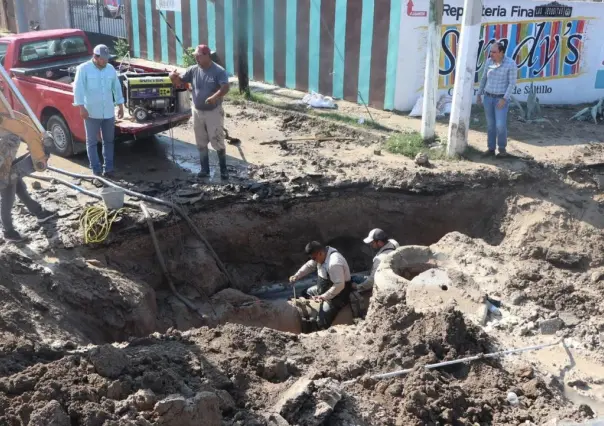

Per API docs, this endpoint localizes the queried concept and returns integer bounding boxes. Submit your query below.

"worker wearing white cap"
[353,228,399,292]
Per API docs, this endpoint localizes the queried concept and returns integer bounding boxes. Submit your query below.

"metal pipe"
[45,166,236,287]
[342,340,562,385]
[0,64,46,133]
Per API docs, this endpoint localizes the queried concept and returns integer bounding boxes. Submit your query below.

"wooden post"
[237,0,250,96]
[446,0,483,156]
[14,0,27,32]
[420,0,444,141]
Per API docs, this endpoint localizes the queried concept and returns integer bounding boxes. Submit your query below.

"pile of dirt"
[0,290,588,426]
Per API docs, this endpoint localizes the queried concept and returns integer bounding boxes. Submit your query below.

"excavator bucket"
[0,63,53,189]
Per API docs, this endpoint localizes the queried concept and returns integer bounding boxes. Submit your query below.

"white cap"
[363,228,388,244]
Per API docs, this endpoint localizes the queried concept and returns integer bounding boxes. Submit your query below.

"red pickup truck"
[0,28,191,156]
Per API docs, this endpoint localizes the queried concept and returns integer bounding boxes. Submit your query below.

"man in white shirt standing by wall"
[477,41,517,158]
[289,241,353,329]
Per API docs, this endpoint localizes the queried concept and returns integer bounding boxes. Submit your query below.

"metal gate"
[69,0,127,39]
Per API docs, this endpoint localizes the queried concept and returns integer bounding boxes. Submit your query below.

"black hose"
[140,202,214,320]
[45,166,235,287]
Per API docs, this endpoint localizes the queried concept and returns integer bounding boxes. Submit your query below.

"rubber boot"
[198,147,210,178]
[217,149,228,180]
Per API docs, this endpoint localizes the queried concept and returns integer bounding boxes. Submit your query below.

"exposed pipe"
[342,340,562,385]
[45,166,235,287]
[140,202,215,320]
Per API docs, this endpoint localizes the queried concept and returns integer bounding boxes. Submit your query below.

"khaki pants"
[193,106,225,151]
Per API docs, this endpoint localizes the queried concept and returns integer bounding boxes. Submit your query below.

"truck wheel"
[46,115,74,157]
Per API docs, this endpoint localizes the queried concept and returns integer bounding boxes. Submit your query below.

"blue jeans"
[85,117,115,175]
[484,95,509,152]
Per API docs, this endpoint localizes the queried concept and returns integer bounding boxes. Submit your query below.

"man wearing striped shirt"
[477,41,517,158]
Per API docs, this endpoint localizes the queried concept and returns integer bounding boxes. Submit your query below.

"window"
[19,36,88,63]
[0,43,8,66]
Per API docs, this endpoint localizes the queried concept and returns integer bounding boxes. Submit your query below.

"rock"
[29,400,70,426]
[591,269,604,283]
[88,344,129,379]
[545,249,588,269]
[216,390,236,412]
[32,181,42,190]
[261,358,289,382]
[273,378,313,419]
[414,153,430,166]
[559,312,581,327]
[567,379,588,389]
[539,318,564,335]
[579,403,595,417]
[128,389,157,411]
[266,413,290,426]
[73,258,87,269]
[522,378,548,399]
[155,392,221,426]
[515,366,534,380]
[509,291,526,306]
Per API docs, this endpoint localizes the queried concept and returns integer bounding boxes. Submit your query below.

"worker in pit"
[169,45,230,180]
[73,44,125,179]
[352,228,399,293]
[289,241,353,329]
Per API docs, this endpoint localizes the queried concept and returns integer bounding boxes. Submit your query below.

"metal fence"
[69,0,127,39]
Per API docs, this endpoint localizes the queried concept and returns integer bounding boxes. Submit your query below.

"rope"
[79,205,126,244]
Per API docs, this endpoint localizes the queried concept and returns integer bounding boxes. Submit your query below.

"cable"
[140,202,214,320]
[342,340,563,385]
[79,205,126,244]
[44,166,236,287]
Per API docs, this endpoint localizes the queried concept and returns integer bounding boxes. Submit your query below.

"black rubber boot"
[198,147,210,178]
[217,149,228,180]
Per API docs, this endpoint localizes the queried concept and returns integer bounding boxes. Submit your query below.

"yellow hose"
[79,205,126,244]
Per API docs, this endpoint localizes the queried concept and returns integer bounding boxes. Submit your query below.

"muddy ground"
[1,81,604,425]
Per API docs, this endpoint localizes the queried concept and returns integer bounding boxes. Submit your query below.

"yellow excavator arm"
[0,63,53,189]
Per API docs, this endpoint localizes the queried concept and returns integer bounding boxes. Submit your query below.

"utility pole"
[236,0,250,96]
[420,0,444,141]
[446,0,482,156]
[14,0,28,33]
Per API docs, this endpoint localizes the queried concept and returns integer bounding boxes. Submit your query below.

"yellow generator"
[123,73,176,123]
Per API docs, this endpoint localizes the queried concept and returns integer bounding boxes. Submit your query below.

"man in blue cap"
[73,44,124,178]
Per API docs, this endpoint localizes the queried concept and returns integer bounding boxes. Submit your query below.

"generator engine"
[123,73,175,123]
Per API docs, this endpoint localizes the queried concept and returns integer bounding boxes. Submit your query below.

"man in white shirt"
[289,241,352,329]
[353,228,399,293]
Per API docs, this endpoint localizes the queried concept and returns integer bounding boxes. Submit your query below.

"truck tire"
[46,115,74,157]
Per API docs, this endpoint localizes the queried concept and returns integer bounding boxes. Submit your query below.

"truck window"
[0,43,8,66]
[19,36,88,63]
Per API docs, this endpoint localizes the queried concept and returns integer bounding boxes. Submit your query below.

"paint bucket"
[99,187,124,210]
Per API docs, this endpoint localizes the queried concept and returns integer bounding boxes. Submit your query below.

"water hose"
[343,339,562,385]
[29,172,219,320]
[80,205,126,244]
[44,166,235,287]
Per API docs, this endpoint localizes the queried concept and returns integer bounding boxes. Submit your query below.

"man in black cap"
[289,241,353,329]
[352,228,399,292]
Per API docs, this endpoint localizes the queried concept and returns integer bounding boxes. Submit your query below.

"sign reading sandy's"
[393,0,602,111]
[438,14,586,90]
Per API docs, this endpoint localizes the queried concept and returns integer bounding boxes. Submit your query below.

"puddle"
[564,384,604,417]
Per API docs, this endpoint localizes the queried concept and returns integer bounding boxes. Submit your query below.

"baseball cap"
[363,228,388,244]
[196,44,211,55]
[93,44,110,60]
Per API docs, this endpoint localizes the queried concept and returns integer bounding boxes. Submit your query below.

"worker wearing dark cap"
[289,241,353,329]
[169,45,230,180]
[353,228,399,292]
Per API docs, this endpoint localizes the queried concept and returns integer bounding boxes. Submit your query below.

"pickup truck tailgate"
[116,111,191,137]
